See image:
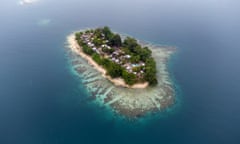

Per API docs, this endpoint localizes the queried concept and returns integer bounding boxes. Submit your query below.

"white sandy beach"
[67,33,149,89]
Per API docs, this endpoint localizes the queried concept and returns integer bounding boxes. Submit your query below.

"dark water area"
[1,0,240,144]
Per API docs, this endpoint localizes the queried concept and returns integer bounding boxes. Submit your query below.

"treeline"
[93,26,122,47]
[123,37,152,62]
[122,37,158,86]
[144,58,158,85]
[91,53,137,85]
[102,26,122,47]
[75,33,95,55]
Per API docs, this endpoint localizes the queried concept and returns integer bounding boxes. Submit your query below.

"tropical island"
[67,26,176,118]
[74,26,157,88]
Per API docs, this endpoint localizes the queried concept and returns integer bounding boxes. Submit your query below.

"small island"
[74,27,158,88]
[67,26,176,118]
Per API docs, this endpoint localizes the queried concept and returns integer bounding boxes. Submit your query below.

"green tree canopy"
[123,37,139,52]
[144,57,158,85]
[102,26,113,40]
[106,62,123,78]
[122,70,137,85]
[82,45,95,56]
[109,34,122,47]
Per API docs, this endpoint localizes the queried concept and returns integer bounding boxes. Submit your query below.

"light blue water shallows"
[0,0,240,144]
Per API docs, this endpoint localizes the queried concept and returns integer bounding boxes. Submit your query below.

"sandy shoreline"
[67,33,149,89]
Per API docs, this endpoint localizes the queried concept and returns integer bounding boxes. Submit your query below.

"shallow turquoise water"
[0,0,240,144]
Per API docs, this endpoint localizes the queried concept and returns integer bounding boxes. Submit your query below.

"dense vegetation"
[75,26,158,86]
[91,53,137,85]
[122,37,157,85]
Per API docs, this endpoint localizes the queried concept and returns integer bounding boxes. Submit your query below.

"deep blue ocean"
[1,0,240,144]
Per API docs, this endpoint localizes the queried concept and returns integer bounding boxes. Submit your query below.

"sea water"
[0,0,240,143]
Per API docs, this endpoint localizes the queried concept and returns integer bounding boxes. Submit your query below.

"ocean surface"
[1,0,240,144]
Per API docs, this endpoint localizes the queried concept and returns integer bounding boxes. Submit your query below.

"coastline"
[67,33,149,89]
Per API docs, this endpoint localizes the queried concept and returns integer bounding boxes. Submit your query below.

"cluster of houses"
[80,31,146,77]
